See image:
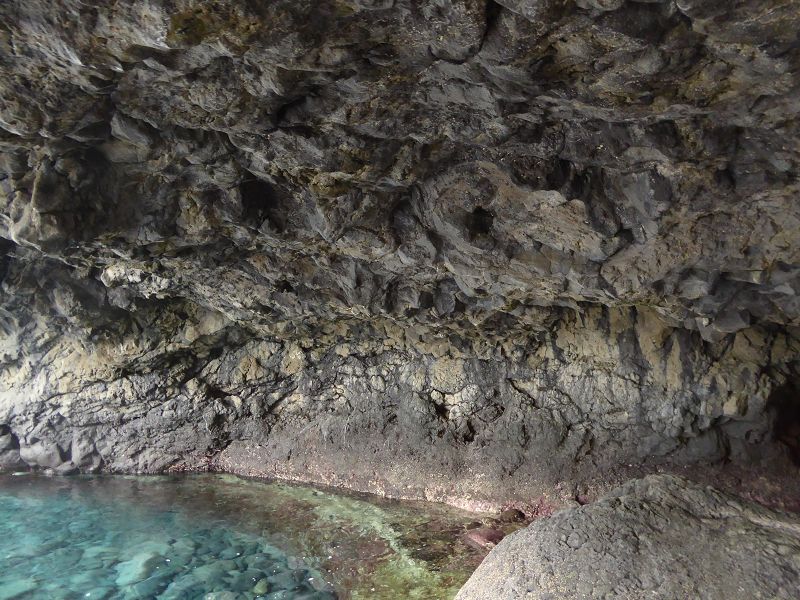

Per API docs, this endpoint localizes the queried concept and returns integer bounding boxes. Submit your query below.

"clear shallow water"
[0,473,490,599]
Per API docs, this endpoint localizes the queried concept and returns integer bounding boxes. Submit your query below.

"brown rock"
[498,508,526,523]
[463,527,505,550]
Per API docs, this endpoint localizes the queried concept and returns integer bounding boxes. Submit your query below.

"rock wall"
[1,0,799,506]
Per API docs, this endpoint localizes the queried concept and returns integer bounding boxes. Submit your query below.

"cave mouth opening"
[767,380,800,465]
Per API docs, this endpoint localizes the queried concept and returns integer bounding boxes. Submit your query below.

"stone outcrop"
[1,1,799,506]
[456,474,800,599]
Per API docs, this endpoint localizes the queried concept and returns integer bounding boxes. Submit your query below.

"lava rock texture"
[456,474,800,599]
[1,1,799,506]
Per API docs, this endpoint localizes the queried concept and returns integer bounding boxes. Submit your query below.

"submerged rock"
[497,508,525,523]
[252,578,270,595]
[114,551,164,587]
[462,526,506,550]
[456,475,800,599]
[0,579,37,600]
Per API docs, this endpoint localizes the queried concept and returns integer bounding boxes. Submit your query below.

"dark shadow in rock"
[239,177,285,232]
[467,207,494,240]
[767,380,800,465]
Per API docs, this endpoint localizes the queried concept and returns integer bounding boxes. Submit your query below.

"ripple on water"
[0,473,493,599]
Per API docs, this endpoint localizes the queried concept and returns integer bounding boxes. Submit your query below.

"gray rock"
[0,0,798,509]
[0,429,24,470]
[457,475,800,600]
[18,440,64,469]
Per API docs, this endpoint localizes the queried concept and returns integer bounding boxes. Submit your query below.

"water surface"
[0,473,491,599]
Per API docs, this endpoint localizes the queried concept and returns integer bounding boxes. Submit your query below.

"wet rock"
[83,588,112,600]
[115,551,164,587]
[497,508,525,523]
[0,579,37,600]
[462,527,506,550]
[18,440,63,470]
[457,475,800,600]
[0,429,24,470]
[128,574,172,599]
[253,578,270,595]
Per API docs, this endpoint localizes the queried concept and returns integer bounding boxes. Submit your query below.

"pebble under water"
[0,473,494,599]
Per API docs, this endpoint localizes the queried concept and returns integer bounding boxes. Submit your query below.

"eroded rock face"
[0,1,799,504]
[456,474,800,599]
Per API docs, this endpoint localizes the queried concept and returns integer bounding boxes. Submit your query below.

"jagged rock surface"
[456,474,800,599]
[1,1,799,505]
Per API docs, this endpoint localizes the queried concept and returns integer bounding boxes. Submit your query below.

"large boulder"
[457,475,800,599]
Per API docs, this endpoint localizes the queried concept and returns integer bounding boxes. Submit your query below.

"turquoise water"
[0,474,492,600]
[0,475,334,600]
